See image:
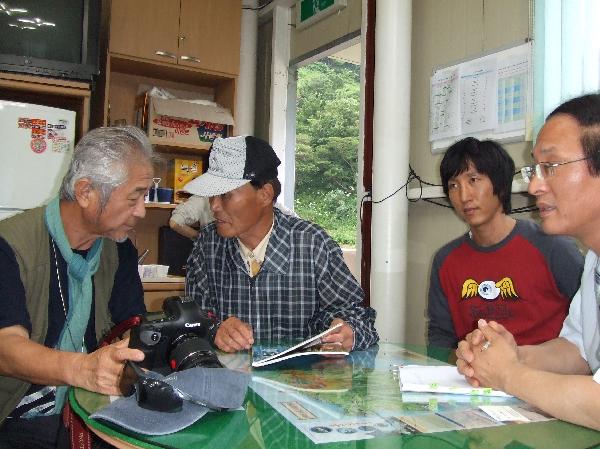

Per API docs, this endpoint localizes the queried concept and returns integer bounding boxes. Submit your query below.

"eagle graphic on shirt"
[461,277,519,300]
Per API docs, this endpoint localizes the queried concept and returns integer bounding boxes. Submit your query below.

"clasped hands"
[214,316,355,353]
[455,319,520,392]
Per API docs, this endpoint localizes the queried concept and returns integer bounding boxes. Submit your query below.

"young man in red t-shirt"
[427,137,583,348]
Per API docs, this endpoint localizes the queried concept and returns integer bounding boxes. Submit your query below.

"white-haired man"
[0,126,154,448]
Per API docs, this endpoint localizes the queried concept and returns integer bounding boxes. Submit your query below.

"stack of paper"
[399,365,511,397]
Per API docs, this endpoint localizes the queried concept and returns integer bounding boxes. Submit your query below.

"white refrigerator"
[0,100,76,220]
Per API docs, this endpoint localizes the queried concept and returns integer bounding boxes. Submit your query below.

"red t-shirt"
[428,220,584,347]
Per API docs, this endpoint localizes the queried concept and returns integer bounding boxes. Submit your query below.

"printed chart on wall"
[429,42,532,153]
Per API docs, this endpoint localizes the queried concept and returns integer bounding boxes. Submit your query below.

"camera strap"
[63,316,143,449]
[100,316,142,347]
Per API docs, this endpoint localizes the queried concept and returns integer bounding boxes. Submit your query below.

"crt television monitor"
[0,0,100,81]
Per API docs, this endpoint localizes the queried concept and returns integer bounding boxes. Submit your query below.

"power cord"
[359,165,537,221]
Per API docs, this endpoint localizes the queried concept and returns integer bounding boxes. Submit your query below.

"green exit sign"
[297,0,347,30]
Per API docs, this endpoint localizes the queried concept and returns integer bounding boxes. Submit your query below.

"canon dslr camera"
[129,296,222,373]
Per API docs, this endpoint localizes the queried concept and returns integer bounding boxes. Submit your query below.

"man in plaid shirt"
[184,135,378,352]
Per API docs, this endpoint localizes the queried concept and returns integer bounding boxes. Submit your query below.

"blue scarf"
[43,196,104,414]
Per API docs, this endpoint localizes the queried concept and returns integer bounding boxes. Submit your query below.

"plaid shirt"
[186,209,379,350]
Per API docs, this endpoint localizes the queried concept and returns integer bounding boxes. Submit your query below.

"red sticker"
[31,138,47,153]
[18,117,32,129]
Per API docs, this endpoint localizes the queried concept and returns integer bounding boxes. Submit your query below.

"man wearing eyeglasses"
[428,137,583,349]
[456,93,600,430]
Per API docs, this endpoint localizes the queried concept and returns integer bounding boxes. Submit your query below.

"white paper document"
[429,67,460,141]
[479,405,530,422]
[398,365,511,397]
[496,49,530,133]
[460,57,498,134]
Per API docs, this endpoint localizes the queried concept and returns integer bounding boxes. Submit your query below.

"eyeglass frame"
[520,156,592,183]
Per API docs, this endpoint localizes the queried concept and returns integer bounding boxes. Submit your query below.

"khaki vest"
[0,206,118,423]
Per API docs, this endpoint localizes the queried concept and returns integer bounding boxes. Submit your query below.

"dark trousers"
[0,415,116,449]
[0,415,68,449]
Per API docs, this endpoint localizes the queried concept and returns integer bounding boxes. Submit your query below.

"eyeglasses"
[520,157,591,183]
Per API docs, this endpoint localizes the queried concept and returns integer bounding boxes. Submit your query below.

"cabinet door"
[110,0,180,64]
[178,0,242,75]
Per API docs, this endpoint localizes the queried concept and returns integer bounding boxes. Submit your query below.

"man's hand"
[72,338,144,396]
[214,317,254,353]
[467,320,521,392]
[456,319,518,388]
[321,318,354,351]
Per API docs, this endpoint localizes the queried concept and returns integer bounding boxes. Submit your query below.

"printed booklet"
[252,323,348,368]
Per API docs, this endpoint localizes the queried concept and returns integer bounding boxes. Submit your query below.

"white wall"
[405,0,533,344]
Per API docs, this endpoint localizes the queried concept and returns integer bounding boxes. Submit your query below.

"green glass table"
[69,343,600,449]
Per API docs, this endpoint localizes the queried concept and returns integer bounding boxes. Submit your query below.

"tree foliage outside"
[295,58,360,246]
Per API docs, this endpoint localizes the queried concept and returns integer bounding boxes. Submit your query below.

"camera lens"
[169,336,223,371]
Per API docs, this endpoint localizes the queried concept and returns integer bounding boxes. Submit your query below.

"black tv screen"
[0,0,100,80]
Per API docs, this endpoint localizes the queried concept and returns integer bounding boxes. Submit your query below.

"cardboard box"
[136,93,234,148]
[168,158,204,203]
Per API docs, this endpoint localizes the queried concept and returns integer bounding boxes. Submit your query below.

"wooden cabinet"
[109,0,241,76]
[178,0,242,75]
[100,0,241,285]
[108,0,180,65]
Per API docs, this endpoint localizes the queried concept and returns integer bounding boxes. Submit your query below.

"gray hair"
[60,126,155,207]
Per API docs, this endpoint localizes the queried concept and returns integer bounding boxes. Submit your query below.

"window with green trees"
[295,58,360,246]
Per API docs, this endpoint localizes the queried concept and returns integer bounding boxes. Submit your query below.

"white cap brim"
[184,172,250,197]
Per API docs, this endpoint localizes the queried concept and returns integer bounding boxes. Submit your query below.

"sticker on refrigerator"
[30,119,47,139]
[48,120,68,130]
[51,137,69,153]
[48,120,71,153]
[30,138,47,153]
[18,117,32,128]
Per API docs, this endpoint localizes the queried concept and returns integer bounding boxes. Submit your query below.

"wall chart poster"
[429,42,532,153]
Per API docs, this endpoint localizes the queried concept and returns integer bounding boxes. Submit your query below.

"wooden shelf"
[151,140,211,155]
[110,53,236,86]
[142,277,185,312]
[145,203,176,209]
[0,72,90,94]
[142,277,185,290]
